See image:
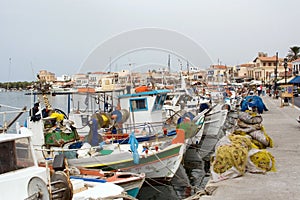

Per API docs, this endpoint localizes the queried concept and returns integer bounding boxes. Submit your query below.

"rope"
[91,191,137,200]
[145,177,171,187]
[143,179,164,193]
[148,147,194,188]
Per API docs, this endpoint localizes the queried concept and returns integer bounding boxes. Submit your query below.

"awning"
[277,76,295,84]
[249,80,262,85]
[289,76,300,84]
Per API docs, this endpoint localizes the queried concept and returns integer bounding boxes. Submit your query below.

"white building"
[56,74,71,82]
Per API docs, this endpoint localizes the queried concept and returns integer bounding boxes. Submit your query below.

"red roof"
[253,55,284,63]
[211,65,227,69]
[239,63,255,68]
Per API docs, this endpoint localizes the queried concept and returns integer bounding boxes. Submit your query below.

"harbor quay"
[200,96,300,200]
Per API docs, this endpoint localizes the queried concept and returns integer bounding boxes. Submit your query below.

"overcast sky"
[0,0,299,82]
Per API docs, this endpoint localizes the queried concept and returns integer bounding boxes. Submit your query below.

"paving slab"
[200,96,300,200]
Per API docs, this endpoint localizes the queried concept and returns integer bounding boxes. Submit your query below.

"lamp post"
[274,52,278,92]
[284,58,288,84]
[262,68,265,85]
[283,58,289,104]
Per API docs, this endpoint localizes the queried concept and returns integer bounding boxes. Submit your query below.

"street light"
[262,68,265,85]
[283,58,289,104]
[274,52,278,95]
[284,58,288,84]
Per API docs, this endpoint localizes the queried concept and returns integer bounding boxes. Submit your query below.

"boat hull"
[68,143,185,181]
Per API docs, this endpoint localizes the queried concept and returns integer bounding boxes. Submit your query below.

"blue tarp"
[289,76,300,84]
[241,95,268,114]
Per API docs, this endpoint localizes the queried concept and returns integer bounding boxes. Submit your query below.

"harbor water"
[0,91,209,199]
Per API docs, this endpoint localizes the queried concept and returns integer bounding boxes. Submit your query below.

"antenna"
[109,57,112,72]
[168,54,171,73]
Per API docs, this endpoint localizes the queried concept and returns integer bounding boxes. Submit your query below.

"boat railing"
[0,104,27,133]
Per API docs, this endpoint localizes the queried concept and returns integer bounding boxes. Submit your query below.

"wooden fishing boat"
[65,129,186,181]
[71,168,145,198]
[25,88,186,181]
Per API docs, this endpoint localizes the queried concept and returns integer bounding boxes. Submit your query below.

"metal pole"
[67,93,71,116]
[275,52,278,93]
[285,70,287,84]
[284,58,288,84]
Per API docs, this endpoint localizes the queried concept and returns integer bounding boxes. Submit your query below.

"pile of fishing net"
[234,110,273,148]
[210,135,250,182]
[247,148,276,173]
[210,110,276,182]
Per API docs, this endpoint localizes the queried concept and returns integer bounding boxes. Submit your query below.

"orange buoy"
[135,85,151,93]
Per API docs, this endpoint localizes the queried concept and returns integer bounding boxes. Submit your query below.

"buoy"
[135,85,151,93]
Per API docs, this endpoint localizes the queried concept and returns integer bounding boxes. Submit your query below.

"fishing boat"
[192,104,228,161]
[66,129,186,181]
[163,88,211,119]
[38,154,145,198]
[25,87,188,181]
[0,131,129,200]
[29,124,186,181]
[116,89,170,135]
[26,114,186,181]
[70,168,145,198]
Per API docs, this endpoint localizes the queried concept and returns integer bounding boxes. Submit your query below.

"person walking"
[257,85,262,96]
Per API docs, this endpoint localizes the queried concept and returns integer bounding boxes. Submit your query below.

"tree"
[287,46,300,61]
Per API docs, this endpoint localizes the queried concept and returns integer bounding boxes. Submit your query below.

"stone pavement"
[200,96,300,200]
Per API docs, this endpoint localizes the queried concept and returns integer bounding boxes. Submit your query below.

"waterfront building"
[292,58,300,76]
[234,63,255,83]
[38,70,56,83]
[252,52,290,84]
[207,64,227,84]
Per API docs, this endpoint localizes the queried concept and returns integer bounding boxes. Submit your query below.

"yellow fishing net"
[212,144,248,174]
[249,149,276,172]
[261,126,274,148]
[233,130,247,136]
[228,134,252,151]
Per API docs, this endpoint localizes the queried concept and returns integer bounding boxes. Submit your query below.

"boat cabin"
[118,89,170,133]
[0,133,48,200]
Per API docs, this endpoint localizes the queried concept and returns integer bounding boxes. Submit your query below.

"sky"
[0,0,299,82]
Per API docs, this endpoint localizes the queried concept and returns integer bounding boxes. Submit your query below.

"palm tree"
[287,46,300,61]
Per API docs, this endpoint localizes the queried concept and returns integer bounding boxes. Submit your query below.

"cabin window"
[130,98,148,112]
[0,138,34,174]
[153,94,167,111]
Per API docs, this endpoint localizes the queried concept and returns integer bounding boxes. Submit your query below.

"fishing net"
[248,126,273,148]
[247,148,276,173]
[237,119,262,130]
[238,111,263,124]
[210,144,248,182]
[216,134,252,151]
